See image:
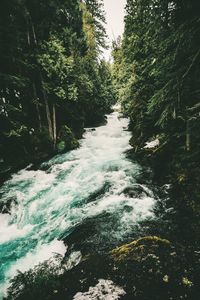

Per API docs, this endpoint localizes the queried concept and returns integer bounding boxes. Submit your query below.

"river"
[0,107,157,298]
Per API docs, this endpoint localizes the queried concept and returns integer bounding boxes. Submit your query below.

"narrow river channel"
[0,107,157,298]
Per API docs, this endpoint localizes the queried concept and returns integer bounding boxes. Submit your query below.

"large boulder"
[111,236,171,262]
[110,236,199,300]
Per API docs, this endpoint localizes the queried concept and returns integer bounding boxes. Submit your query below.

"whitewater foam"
[0,109,156,297]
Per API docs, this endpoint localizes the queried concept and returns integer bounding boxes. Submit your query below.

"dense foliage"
[0,0,115,180]
[112,0,200,243]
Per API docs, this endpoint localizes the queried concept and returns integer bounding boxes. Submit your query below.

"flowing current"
[0,108,156,298]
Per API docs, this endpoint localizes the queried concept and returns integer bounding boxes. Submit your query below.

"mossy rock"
[111,236,171,262]
[109,236,200,299]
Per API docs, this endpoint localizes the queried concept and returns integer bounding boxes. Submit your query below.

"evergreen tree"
[112,0,200,241]
[0,0,114,177]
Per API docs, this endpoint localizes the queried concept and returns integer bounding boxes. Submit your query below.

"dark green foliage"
[84,0,108,51]
[0,0,114,177]
[6,257,64,300]
[113,0,200,146]
[57,125,79,153]
[112,0,200,244]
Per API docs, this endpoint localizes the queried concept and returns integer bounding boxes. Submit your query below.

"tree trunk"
[39,72,54,141]
[31,19,37,46]
[44,95,54,142]
[177,78,180,109]
[26,26,30,46]
[164,0,169,30]
[33,83,42,130]
[186,119,190,151]
[52,103,57,149]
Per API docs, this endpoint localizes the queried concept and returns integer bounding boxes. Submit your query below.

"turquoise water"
[0,109,156,298]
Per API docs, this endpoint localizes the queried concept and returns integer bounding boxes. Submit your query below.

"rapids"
[0,108,156,298]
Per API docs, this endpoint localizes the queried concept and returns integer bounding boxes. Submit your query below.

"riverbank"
[126,141,200,247]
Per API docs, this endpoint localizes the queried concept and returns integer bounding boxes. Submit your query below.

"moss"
[57,125,79,153]
[111,236,171,262]
[56,141,66,152]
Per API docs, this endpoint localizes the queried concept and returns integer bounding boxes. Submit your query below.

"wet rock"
[63,212,118,255]
[122,185,150,198]
[0,196,16,214]
[86,182,111,204]
[111,236,171,262]
[86,128,96,133]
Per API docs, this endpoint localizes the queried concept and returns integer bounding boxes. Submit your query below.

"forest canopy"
[112,0,200,241]
[0,0,115,179]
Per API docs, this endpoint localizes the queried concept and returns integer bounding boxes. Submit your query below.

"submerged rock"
[0,195,17,214]
[122,185,152,198]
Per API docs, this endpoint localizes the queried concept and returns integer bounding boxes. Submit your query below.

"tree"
[0,0,114,174]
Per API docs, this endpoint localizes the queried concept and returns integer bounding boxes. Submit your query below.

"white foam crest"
[0,214,33,244]
[120,196,155,223]
[21,172,56,202]
[84,193,154,221]
[64,191,155,242]
[6,240,66,279]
